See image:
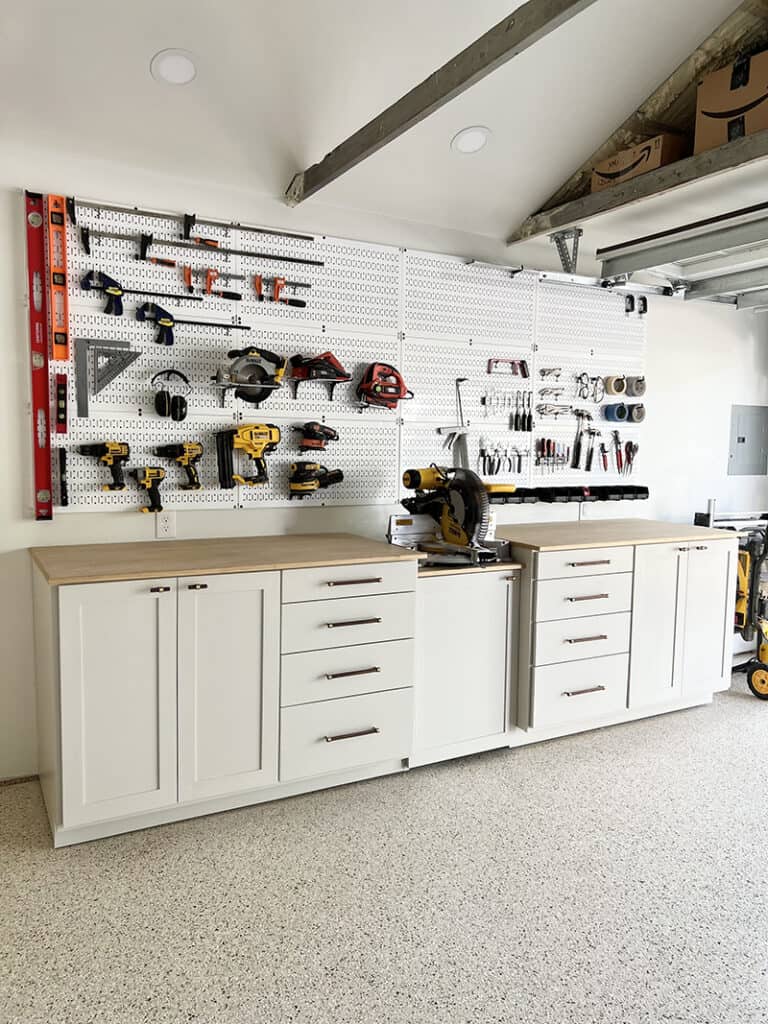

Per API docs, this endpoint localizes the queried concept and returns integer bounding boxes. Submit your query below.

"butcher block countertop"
[30,533,421,586]
[495,518,740,552]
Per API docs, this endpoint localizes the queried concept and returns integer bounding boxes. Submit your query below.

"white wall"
[1,149,767,778]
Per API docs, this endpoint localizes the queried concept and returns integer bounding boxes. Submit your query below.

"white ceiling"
[0,0,746,252]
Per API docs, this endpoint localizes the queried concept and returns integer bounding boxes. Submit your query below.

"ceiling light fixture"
[150,48,197,86]
[450,126,492,154]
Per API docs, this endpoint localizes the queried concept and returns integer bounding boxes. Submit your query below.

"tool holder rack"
[31,193,647,514]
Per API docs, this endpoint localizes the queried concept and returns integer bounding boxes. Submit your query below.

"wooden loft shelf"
[506,131,768,245]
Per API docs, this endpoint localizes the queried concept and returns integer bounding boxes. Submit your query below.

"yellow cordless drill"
[155,442,204,490]
[216,424,280,487]
[78,441,130,491]
[130,467,166,513]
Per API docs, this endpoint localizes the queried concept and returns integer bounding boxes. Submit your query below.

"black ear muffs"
[151,370,191,422]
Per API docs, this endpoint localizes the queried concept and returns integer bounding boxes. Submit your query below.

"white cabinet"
[178,572,280,801]
[413,571,515,763]
[59,578,178,827]
[680,542,734,694]
[630,540,736,708]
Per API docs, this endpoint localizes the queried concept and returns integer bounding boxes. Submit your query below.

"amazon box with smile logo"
[590,133,688,193]
[695,50,768,154]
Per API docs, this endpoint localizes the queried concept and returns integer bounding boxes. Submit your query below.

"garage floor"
[2,679,767,1024]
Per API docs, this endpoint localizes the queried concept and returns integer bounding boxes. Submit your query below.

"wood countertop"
[418,563,524,578]
[30,533,421,586]
[495,518,740,552]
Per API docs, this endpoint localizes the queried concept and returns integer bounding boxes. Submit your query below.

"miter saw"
[390,465,510,566]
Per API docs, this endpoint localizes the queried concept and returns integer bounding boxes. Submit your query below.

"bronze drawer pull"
[566,594,609,603]
[694,545,709,551]
[325,666,381,680]
[187,583,208,590]
[324,726,380,743]
[326,617,382,629]
[150,586,171,593]
[564,634,608,645]
[563,685,606,698]
[326,577,383,587]
[566,559,611,567]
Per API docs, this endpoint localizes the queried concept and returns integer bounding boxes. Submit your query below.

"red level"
[25,191,53,520]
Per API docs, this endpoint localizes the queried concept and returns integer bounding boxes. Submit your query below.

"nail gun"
[216,424,281,488]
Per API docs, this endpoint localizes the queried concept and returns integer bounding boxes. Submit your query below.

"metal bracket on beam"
[549,228,583,274]
[462,258,524,278]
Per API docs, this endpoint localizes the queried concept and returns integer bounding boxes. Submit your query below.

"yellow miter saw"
[391,465,512,566]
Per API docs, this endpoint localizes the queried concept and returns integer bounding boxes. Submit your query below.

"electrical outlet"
[155,510,177,539]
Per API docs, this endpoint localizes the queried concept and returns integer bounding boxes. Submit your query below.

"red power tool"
[356,363,413,410]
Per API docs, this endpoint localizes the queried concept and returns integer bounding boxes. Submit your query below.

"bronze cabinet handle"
[677,547,689,552]
[324,667,381,680]
[324,726,380,743]
[326,577,383,587]
[564,634,608,644]
[566,559,611,567]
[326,617,382,629]
[694,545,709,551]
[188,583,208,590]
[566,594,609,603]
[563,685,606,698]
[150,586,171,593]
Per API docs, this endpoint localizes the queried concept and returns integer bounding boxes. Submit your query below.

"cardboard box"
[695,49,768,154]
[590,133,688,193]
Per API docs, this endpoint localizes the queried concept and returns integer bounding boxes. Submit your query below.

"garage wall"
[1,148,766,779]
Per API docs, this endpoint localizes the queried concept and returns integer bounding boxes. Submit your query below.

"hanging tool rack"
[25,192,647,516]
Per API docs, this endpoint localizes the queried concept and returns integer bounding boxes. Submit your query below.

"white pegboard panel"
[43,193,649,515]
[61,416,240,512]
[403,254,537,342]
[236,415,400,508]
[400,337,534,425]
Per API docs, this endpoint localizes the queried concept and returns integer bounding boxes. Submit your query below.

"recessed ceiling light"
[150,48,197,86]
[450,126,492,154]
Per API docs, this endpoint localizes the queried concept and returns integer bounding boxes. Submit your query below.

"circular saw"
[400,465,496,564]
[212,347,287,405]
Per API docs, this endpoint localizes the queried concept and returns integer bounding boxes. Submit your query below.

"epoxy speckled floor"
[2,679,768,1024]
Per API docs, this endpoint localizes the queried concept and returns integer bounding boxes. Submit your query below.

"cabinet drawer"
[534,573,632,622]
[281,640,415,706]
[536,546,634,580]
[280,688,414,781]
[282,561,416,603]
[534,612,630,666]
[532,654,629,729]
[281,593,415,653]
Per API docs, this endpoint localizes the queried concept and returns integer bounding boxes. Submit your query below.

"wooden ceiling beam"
[506,0,768,244]
[284,0,599,205]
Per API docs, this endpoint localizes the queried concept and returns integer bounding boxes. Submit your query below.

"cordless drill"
[78,441,130,490]
[130,467,166,513]
[292,422,339,452]
[216,424,280,487]
[155,442,203,490]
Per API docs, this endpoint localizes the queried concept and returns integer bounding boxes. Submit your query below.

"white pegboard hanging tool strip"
[25,191,53,520]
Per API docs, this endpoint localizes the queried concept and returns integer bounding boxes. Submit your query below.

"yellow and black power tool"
[288,462,344,499]
[130,466,166,513]
[78,441,130,491]
[401,465,496,564]
[215,423,280,487]
[155,442,204,490]
[736,529,768,698]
